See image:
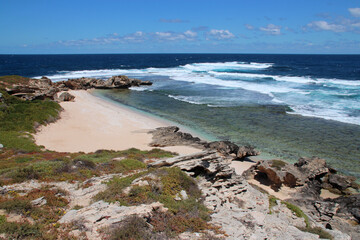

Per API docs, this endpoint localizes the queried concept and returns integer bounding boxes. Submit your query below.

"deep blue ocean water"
[1,54,360,178]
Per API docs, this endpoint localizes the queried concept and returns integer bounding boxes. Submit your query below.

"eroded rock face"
[150,150,345,239]
[244,156,359,239]
[244,160,305,189]
[149,150,234,180]
[149,126,206,148]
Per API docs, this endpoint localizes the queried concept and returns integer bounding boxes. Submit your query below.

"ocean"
[1,54,359,178]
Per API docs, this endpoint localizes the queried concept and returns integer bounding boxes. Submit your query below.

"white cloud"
[154,30,197,41]
[208,29,235,40]
[349,8,360,17]
[184,30,197,38]
[245,24,254,30]
[122,31,146,42]
[307,21,346,32]
[259,24,281,35]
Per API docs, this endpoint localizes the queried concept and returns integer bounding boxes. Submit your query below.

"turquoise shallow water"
[93,88,360,180]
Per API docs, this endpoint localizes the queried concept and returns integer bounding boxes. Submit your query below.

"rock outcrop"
[2,75,152,101]
[59,201,166,240]
[149,150,348,239]
[205,141,259,159]
[244,156,360,239]
[148,126,260,161]
[149,126,206,149]
[244,157,358,194]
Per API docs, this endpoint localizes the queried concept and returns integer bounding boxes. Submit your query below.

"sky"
[1,0,360,54]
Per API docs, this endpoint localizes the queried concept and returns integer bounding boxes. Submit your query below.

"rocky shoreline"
[2,75,152,101]
[0,75,359,239]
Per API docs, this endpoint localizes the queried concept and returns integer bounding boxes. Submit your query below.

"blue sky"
[1,0,360,54]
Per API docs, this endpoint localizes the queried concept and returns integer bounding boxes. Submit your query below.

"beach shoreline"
[34,90,202,155]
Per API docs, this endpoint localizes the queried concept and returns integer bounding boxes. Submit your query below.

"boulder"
[327,174,356,191]
[236,145,260,159]
[295,157,330,180]
[244,160,304,189]
[58,92,75,102]
[204,141,238,155]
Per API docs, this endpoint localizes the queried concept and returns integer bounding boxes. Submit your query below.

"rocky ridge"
[2,75,152,101]
[149,150,350,239]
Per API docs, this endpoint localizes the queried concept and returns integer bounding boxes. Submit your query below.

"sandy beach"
[34,90,201,155]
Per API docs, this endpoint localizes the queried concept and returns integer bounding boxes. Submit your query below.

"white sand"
[230,159,257,175]
[34,90,201,155]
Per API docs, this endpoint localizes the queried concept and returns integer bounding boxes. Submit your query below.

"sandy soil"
[34,90,201,155]
[230,159,257,175]
[230,159,294,200]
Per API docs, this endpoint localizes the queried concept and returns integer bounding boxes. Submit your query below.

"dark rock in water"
[58,92,75,102]
[148,126,205,148]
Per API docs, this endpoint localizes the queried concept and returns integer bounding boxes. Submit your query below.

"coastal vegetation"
[0,86,61,152]
[95,167,216,238]
[0,75,357,239]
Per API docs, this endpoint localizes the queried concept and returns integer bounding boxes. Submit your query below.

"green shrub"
[0,88,61,152]
[282,201,309,227]
[107,215,152,240]
[0,215,41,239]
[297,226,333,240]
[112,159,146,173]
[11,166,40,182]
[0,198,32,215]
[268,195,278,214]
[271,160,287,170]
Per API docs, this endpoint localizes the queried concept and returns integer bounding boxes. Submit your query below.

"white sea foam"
[182,61,273,71]
[36,61,360,125]
[288,106,360,125]
[35,69,146,81]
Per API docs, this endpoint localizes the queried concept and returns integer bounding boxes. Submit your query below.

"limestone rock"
[58,92,75,102]
[31,196,47,206]
[236,146,260,159]
[149,126,205,148]
[59,201,166,240]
